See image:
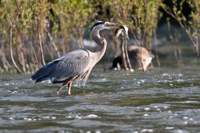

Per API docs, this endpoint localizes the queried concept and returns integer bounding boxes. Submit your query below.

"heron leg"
[67,81,72,95]
[81,69,92,94]
[82,69,92,87]
[57,82,68,95]
[56,77,74,95]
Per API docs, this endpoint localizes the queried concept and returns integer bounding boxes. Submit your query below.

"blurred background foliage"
[0,0,199,73]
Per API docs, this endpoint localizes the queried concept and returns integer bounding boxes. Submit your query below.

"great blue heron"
[112,45,154,71]
[32,21,124,95]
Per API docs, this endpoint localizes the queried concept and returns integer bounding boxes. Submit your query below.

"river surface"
[0,60,200,133]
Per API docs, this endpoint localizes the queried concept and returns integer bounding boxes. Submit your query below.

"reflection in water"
[0,64,200,132]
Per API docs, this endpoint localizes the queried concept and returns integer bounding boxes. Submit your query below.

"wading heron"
[32,21,124,95]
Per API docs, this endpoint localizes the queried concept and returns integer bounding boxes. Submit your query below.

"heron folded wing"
[31,49,91,83]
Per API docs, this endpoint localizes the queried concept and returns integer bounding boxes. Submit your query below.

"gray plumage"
[32,21,123,95]
[32,48,90,83]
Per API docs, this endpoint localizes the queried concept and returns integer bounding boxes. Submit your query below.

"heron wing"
[31,48,92,83]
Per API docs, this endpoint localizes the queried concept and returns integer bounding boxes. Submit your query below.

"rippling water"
[1,63,200,132]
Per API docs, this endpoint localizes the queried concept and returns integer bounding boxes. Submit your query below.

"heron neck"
[96,38,107,59]
[92,34,107,62]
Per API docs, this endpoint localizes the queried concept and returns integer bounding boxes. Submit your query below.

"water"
[1,63,200,132]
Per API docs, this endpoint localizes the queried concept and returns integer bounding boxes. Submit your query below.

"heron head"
[104,22,121,29]
[90,21,121,33]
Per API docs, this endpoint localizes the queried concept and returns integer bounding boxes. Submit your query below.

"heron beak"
[104,22,121,29]
[104,22,129,40]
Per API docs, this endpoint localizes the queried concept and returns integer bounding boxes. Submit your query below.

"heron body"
[32,21,122,95]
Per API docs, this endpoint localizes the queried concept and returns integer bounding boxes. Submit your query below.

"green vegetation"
[0,0,199,73]
[161,0,200,59]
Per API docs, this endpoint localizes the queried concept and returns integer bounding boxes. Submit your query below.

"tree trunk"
[77,29,84,48]
[45,27,60,57]
[0,49,10,72]
[38,32,46,65]
[17,36,26,72]
[0,39,11,72]
[78,36,84,48]
[30,28,39,69]
[9,25,22,74]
